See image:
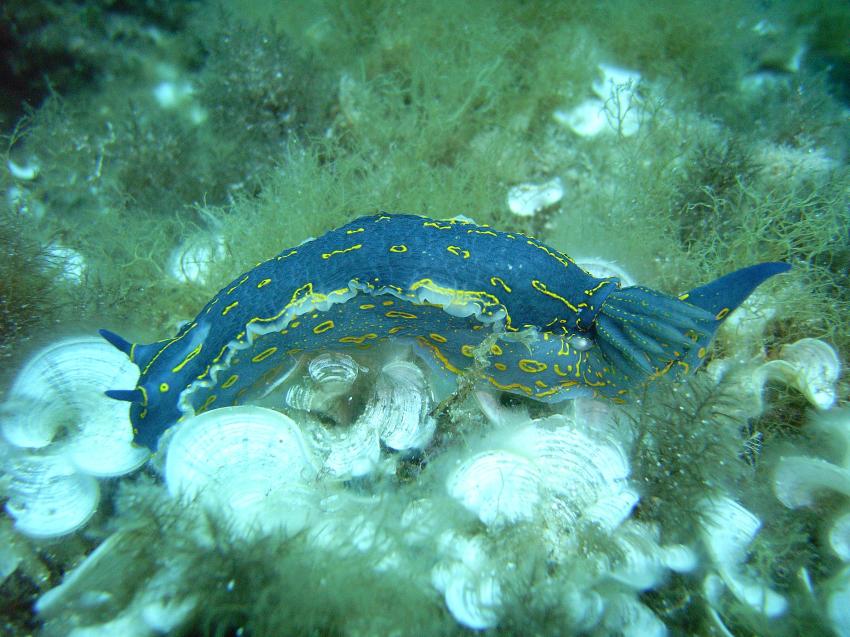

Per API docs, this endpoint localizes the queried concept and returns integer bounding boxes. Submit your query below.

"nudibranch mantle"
[102,213,789,449]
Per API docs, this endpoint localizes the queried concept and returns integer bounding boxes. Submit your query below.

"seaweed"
[628,374,751,541]
[194,16,332,198]
[0,206,63,378]
[675,136,759,250]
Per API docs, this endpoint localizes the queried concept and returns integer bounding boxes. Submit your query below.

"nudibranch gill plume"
[101,213,789,449]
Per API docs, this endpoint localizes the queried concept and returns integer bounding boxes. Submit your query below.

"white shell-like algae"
[5,452,99,539]
[165,406,319,539]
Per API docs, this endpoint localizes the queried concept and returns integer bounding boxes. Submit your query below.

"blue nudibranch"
[101,213,789,449]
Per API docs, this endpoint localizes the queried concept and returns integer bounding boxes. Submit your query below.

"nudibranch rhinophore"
[102,213,789,449]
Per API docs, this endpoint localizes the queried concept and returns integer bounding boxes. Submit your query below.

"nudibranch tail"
[678,262,792,316]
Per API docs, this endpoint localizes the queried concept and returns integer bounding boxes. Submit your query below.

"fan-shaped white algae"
[318,416,381,479]
[560,588,604,631]
[514,418,630,500]
[37,530,197,637]
[583,488,641,531]
[600,593,667,637]
[591,63,643,137]
[0,397,67,451]
[572,396,632,442]
[7,158,39,180]
[554,63,642,137]
[165,406,319,539]
[5,452,99,539]
[607,523,697,590]
[1,337,146,538]
[431,533,502,630]
[592,63,642,100]
[308,506,402,574]
[45,243,87,285]
[285,352,362,423]
[553,99,609,137]
[774,456,850,508]
[760,338,841,410]
[473,389,530,429]
[153,79,194,109]
[58,591,196,637]
[718,290,778,357]
[773,407,850,509]
[446,416,631,529]
[22,329,840,634]
[829,566,850,637]
[812,408,850,467]
[830,511,850,562]
[36,531,130,616]
[506,177,564,217]
[370,360,436,451]
[307,351,360,394]
[447,450,543,526]
[773,408,850,564]
[61,397,150,478]
[701,496,759,565]
[300,358,435,478]
[400,498,444,546]
[436,402,669,631]
[700,496,787,618]
[710,337,841,417]
[167,231,227,285]
[1,336,140,454]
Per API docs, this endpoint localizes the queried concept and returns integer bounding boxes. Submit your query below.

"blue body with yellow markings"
[102,213,789,449]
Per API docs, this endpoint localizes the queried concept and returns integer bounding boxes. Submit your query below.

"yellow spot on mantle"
[322,244,362,259]
[251,347,278,363]
[519,359,547,373]
[313,320,335,334]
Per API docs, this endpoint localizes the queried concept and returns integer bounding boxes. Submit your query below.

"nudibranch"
[102,213,789,449]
